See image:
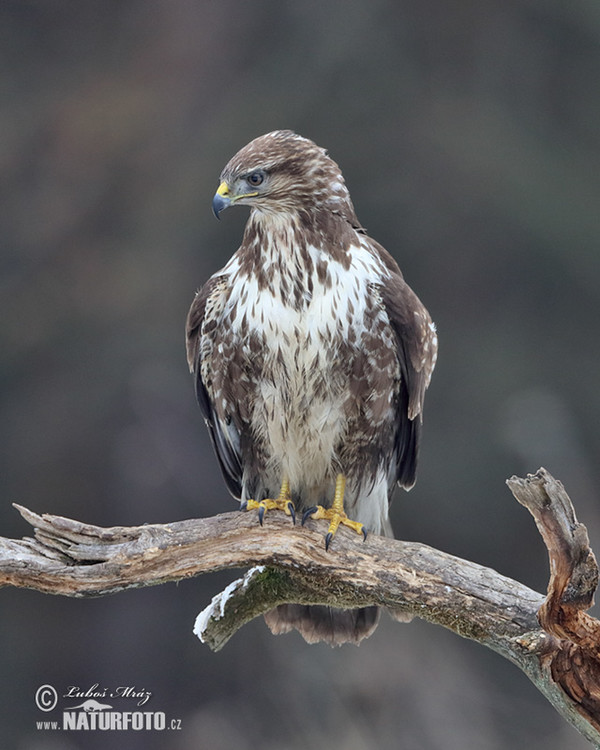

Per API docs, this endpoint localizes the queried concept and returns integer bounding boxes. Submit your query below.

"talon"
[302,507,318,526]
[305,474,365,548]
[242,477,295,526]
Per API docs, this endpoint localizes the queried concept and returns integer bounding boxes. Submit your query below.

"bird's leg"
[302,473,366,550]
[244,476,295,525]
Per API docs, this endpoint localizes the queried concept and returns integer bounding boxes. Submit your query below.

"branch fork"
[1,469,599,744]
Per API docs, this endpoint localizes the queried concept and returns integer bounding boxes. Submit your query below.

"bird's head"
[212,130,357,223]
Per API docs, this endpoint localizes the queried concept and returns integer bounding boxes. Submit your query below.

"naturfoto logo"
[34,683,182,733]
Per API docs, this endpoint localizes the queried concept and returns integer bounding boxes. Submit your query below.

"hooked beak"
[212,181,231,220]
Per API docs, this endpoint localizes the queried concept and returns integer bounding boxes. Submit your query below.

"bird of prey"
[186,130,437,646]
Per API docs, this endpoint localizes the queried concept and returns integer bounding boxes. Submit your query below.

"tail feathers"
[264,604,380,646]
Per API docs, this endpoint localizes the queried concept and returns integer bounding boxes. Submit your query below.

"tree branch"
[507,470,600,740]
[0,469,599,746]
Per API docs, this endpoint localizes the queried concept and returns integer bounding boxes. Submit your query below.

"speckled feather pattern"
[186,130,437,644]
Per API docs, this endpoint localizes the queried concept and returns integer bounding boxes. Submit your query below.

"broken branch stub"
[507,467,600,732]
[1,470,600,743]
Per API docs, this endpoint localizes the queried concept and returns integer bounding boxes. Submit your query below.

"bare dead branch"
[507,468,600,737]
[0,469,599,746]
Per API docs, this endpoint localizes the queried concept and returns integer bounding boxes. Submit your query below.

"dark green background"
[2,1,599,748]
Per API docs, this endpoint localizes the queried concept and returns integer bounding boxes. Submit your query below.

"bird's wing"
[186,275,243,498]
[371,242,438,489]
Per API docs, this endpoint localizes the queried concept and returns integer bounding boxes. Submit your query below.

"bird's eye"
[247,171,265,187]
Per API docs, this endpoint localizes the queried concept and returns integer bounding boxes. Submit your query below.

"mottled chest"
[223,241,386,356]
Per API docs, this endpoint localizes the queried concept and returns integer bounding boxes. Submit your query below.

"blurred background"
[1,1,599,748]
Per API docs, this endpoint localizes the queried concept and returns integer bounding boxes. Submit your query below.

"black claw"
[258,505,265,526]
[362,528,368,542]
[239,501,248,512]
[287,502,296,525]
[325,532,333,551]
[301,507,318,526]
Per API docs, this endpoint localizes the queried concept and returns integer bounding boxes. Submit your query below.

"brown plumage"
[186,130,437,646]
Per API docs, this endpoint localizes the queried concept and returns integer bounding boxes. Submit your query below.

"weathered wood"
[0,469,599,746]
[507,468,600,736]
[0,504,543,637]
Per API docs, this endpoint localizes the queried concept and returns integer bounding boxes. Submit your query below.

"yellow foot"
[301,474,367,550]
[242,477,295,526]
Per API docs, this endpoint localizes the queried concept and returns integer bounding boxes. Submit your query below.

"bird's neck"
[235,211,308,303]
[242,206,356,261]
[233,208,352,309]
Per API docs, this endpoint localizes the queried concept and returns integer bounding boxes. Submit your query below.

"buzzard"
[186,130,437,645]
